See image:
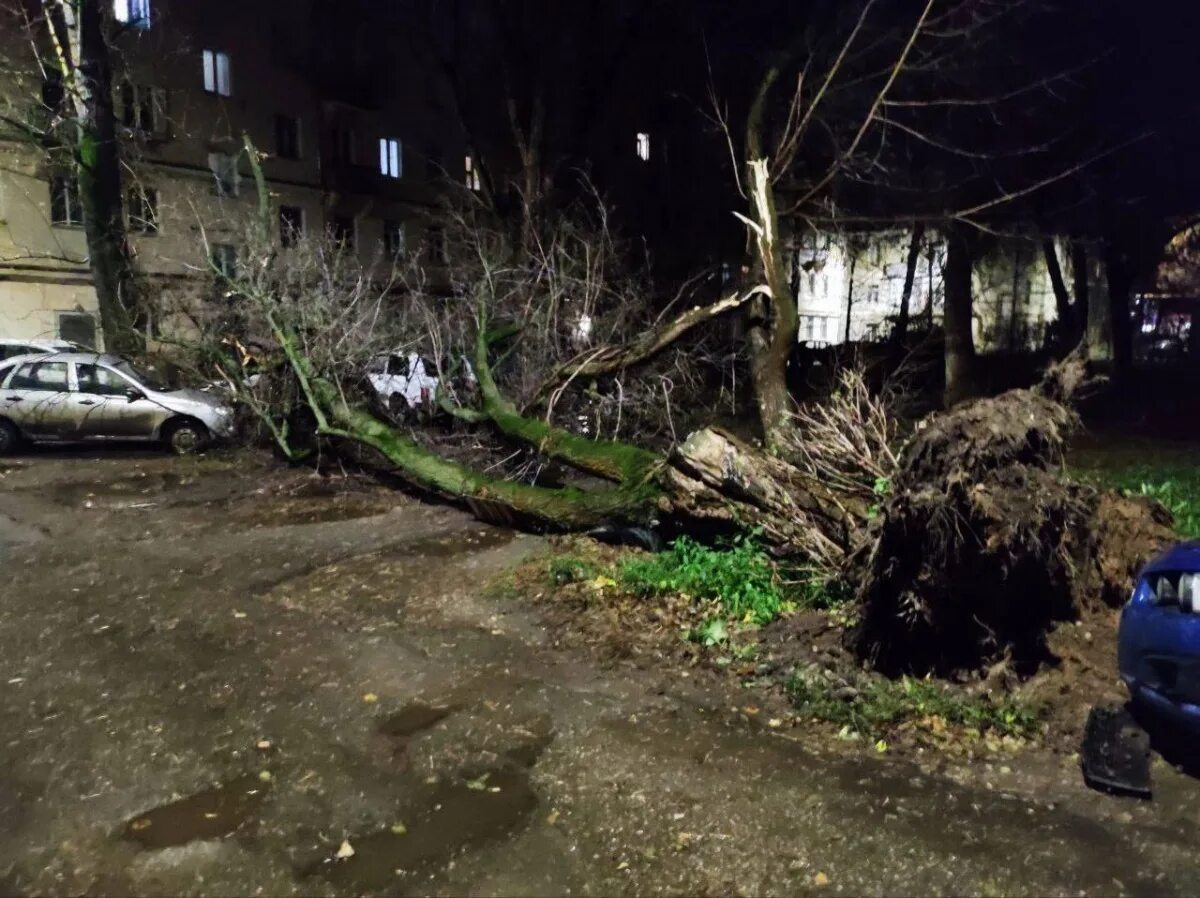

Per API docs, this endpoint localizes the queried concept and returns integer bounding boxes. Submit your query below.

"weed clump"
[619,534,785,625]
[787,670,1042,740]
[548,555,598,585]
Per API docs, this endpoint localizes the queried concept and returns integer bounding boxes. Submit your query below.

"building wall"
[0,0,465,348]
[793,227,1080,352]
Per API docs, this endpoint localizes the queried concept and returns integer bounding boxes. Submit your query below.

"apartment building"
[793,227,1102,352]
[0,0,466,347]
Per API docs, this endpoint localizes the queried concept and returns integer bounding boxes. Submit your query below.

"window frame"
[202,49,232,97]
[8,360,70,393]
[128,186,159,234]
[208,152,239,198]
[464,154,481,191]
[74,362,135,397]
[279,205,304,247]
[50,175,84,227]
[379,137,402,178]
[275,114,302,160]
[636,132,651,162]
[113,0,151,28]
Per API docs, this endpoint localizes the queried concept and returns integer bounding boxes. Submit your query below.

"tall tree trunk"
[843,252,858,343]
[1069,239,1089,346]
[925,243,937,328]
[48,0,142,354]
[1042,237,1072,352]
[1083,254,1114,366]
[892,222,924,348]
[1103,239,1134,379]
[744,159,797,451]
[943,225,976,407]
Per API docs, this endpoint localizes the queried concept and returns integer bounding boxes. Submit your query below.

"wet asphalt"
[2,448,1200,896]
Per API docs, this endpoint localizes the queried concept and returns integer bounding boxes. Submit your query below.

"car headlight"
[1156,574,1178,606]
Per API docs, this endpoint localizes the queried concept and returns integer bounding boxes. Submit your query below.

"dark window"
[50,175,83,226]
[425,145,443,179]
[211,243,238,278]
[128,187,159,233]
[41,69,64,116]
[427,227,447,263]
[383,220,405,258]
[279,205,304,247]
[76,363,130,397]
[9,361,69,392]
[275,114,301,159]
[208,153,238,197]
[59,313,96,348]
[120,82,161,133]
[329,216,355,250]
[329,128,356,166]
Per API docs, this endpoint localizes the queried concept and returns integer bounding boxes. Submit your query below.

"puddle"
[122,775,269,849]
[40,473,186,507]
[379,703,454,739]
[307,766,538,892]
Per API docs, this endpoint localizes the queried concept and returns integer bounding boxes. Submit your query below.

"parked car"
[1118,542,1200,731]
[366,352,475,414]
[0,338,81,362]
[0,351,236,455]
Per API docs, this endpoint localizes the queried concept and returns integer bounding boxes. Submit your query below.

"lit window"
[207,152,239,198]
[275,115,301,160]
[379,138,401,179]
[114,0,150,28]
[50,175,83,226]
[636,132,650,162]
[464,155,481,191]
[202,50,232,97]
[211,244,237,279]
[279,205,304,247]
[128,187,159,233]
[383,220,406,259]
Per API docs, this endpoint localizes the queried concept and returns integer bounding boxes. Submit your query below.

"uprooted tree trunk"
[853,353,1175,675]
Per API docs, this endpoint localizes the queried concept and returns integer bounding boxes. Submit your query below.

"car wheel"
[0,419,19,455]
[163,419,210,455]
[388,393,411,421]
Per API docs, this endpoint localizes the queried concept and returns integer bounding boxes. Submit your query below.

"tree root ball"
[853,378,1175,675]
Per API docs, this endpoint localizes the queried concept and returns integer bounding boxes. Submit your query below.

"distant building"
[792,226,1096,352]
[0,0,465,347]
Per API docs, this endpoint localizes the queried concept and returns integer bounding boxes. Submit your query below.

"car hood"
[1142,541,1200,576]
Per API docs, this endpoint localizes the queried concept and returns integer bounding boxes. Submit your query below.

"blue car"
[1119,542,1200,731]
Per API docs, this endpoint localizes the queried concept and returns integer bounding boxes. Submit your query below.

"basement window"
[211,243,238,279]
[202,50,232,97]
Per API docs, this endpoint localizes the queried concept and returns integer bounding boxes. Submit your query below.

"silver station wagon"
[0,352,235,454]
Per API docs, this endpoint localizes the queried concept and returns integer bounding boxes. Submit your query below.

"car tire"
[0,419,19,455]
[163,419,210,455]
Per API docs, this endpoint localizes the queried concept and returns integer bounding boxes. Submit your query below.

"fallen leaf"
[232,611,247,619]
[130,818,151,831]
[258,770,273,782]
[389,823,407,835]
[814,872,830,887]
[767,718,783,728]
[546,811,559,825]
[466,772,491,791]
[335,839,355,860]
[362,693,379,704]
[255,739,272,751]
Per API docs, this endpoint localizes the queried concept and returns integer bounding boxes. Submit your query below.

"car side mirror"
[126,388,145,403]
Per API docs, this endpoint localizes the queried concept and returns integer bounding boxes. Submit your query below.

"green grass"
[547,555,599,586]
[786,672,1042,740]
[1071,452,1200,539]
[619,534,786,625]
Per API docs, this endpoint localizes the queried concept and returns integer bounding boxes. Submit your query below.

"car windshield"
[111,359,168,392]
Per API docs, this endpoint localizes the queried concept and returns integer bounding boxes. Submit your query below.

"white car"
[0,338,80,362]
[367,353,476,414]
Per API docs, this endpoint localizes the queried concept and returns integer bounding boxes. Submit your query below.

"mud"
[2,447,1200,896]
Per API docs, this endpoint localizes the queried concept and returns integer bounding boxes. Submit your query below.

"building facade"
[0,0,466,348]
[792,227,1097,352]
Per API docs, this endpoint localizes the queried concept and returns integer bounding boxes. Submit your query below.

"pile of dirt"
[854,364,1175,676]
